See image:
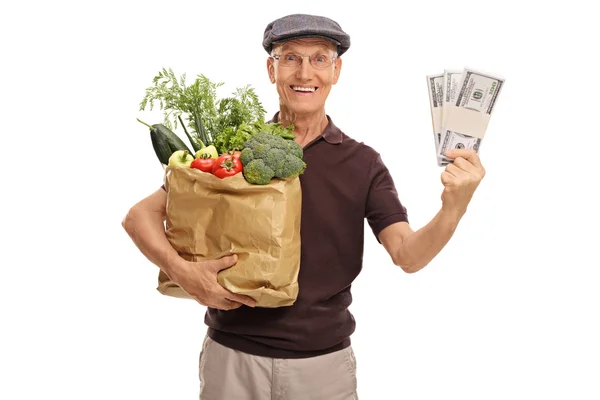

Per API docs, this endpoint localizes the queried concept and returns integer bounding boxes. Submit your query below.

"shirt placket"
[272,357,289,400]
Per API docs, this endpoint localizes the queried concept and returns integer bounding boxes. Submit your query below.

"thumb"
[211,254,238,272]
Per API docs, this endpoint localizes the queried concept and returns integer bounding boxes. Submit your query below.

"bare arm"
[121,188,185,277]
[378,210,462,273]
[379,149,486,273]
[121,188,256,309]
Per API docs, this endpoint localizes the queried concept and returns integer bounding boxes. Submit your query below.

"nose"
[296,55,314,81]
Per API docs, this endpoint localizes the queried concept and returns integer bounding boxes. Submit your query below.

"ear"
[332,57,342,85]
[267,57,276,84]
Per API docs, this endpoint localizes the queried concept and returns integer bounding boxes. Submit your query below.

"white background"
[1,0,599,399]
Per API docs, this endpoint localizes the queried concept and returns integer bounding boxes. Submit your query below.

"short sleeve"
[365,153,409,242]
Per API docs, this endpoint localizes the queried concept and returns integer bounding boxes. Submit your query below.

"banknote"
[426,73,444,153]
[439,130,481,153]
[437,67,505,164]
[442,69,462,128]
[438,70,462,166]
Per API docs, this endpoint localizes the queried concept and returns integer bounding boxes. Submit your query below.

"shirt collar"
[269,112,343,145]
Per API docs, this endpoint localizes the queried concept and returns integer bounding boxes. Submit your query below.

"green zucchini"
[153,124,192,154]
[137,118,191,164]
[150,126,172,165]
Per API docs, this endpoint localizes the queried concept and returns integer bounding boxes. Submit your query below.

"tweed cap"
[263,14,351,56]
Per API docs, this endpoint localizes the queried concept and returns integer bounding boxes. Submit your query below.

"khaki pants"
[199,335,359,400]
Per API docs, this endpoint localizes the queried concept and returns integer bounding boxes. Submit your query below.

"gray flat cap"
[263,14,351,56]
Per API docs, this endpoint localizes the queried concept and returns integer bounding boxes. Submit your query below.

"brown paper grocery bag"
[157,166,302,308]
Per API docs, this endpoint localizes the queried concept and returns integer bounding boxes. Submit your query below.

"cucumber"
[153,124,192,154]
[137,118,192,164]
[150,127,172,165]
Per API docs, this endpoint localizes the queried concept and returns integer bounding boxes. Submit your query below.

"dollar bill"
[439,129,481,153]
[426,73,444,154]
[442,69,462,128]
[438,69,462,166]
[437,67,505,165]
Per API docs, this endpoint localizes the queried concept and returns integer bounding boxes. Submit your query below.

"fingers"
[190,254,258,310]
[442,162,471,186]
[215,285,257,308]
[207,254,239,272]
[220,299,243,310]
[441,170,453,186]
[228,294,257,308]
[445,149,484,171]
[450,157,473,173]
[210,298,243,311]
[200,283,256,310]
[208,294,252,311]
[195,287,246,310]
[448,157,477,176]
[444,162,464,177]
[444,152,486,180]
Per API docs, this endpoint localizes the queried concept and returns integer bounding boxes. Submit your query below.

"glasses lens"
[276,53,335,68]
[279,54,301,67]
[310,54,333,68]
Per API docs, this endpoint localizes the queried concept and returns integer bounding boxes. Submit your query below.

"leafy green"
[139,67,292,155]
[255,120,296,140]
[215,85,266,134]
[213,123,254,155]
[212,119,295,155]
[139,68,222,150]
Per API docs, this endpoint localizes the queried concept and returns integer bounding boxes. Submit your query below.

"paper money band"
[443,106,491,139]
[430,107,442,132]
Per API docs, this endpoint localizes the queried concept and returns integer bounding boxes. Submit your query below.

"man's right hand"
[170,254,257,311]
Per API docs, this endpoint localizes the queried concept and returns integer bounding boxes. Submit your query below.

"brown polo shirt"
[163,114,409,358]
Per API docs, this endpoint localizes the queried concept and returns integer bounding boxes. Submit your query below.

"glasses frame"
[271,52,338,69]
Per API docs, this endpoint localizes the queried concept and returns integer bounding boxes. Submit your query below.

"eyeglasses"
[271,53,337,69]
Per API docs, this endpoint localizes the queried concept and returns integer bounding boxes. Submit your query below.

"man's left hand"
[440,149,486,217]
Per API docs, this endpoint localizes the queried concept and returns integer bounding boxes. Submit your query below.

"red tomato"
[212,154,243,178]
[190,157,216,173]
[228,150,242,159]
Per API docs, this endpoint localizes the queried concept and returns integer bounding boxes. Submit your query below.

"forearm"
[395,208,464,273]
[122,208,185,278]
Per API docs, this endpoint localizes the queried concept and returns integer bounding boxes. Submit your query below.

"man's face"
[267,38,342,117]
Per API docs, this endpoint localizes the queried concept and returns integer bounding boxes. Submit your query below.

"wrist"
[163,252,189,281]
[439,206,465,228]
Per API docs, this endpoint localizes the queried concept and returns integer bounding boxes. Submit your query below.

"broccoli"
[276,154,306,179]
[240,147,254,166]
[252,143,272,159]
[262,148,287,177]
[243,159,274,185]
[287,140,303,159]
[240,131,306,184]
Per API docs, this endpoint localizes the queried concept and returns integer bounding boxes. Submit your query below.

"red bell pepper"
[211,154,243,178]
[190,156,216,173]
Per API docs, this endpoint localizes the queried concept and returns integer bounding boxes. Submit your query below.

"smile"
[290,86,318,93]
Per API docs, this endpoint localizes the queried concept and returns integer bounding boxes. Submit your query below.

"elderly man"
[122,13,486,400]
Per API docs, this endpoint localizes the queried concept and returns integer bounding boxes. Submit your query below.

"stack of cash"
[427,67,505,166]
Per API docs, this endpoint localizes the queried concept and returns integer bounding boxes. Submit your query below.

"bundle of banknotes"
[427,67,505,166]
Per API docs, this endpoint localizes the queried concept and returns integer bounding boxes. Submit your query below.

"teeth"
[292,86,316,92]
